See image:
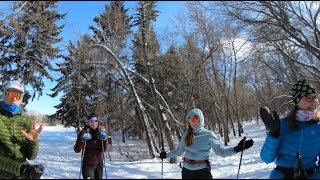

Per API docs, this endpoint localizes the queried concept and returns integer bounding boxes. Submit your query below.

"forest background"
[1,1,320,161]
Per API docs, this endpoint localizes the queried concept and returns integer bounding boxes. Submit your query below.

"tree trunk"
[92,44,157,158]
[141,7,177,162]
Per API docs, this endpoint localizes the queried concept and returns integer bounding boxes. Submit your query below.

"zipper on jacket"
[297,123,306,168]
[12,117,16,159]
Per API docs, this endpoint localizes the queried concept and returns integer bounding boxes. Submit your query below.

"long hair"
[286,105,299,130]
[184,123,195,146]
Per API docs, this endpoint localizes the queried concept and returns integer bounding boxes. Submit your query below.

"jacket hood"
[186,108,204,131]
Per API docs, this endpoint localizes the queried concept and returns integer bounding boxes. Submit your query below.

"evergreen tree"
[90,1,131,54]
[50,34,98,132]
[0,1,65,101]
[131,1,160,108]
[89,1,132,135]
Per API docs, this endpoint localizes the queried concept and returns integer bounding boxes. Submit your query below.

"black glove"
[234,137,254,153]
[159,151,167,159]
[260,106,280,137]
[20,164,45,179]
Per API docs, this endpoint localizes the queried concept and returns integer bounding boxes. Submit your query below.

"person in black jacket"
[74,113,108,179]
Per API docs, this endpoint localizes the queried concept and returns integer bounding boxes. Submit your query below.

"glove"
[234,137,254,153]
[159,151,167,159]
[20,164,45,179]
[260,106,280,137]
[98,130,107,140]
[81,132,91,141]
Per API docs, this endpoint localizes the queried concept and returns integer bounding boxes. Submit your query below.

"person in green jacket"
[0,80,44,179]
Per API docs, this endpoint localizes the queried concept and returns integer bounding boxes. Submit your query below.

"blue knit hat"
[87,113,98,120]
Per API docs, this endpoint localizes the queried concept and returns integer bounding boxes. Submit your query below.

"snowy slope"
[29,121,274,179]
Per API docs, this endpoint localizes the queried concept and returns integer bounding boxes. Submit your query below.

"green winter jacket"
[0,104,39,179]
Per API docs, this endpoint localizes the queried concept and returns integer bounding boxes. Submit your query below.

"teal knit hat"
[292,79,316,104]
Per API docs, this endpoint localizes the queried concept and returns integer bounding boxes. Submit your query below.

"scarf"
[1,101,21,115]
[296,110,315,122]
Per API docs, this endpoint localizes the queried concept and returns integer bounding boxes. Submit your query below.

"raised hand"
[20,120,43,143]
[234,137,254,153]
[81,129,91,141]
[260,106,280,137]
[99,130,107,140]
[159,151,167,159]
[98,126,107,140]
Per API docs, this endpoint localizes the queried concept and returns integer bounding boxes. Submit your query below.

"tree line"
[1,1,319,162]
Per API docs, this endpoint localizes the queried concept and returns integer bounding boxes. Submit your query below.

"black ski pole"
[106,137,111,161]
[236,136,246,179]
[160,128,165,179]
[99,127,108,179]
[101,139,108,179]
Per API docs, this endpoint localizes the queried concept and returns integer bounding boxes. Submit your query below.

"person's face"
[3,89,23,106]
[88,117,99,129]
[188,116,200,129]
[297,93,319,111]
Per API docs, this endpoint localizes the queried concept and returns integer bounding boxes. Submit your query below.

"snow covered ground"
[29,120,274,179]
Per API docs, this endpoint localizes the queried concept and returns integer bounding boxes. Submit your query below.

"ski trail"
[29,126,80,179]
[27,122,273,179]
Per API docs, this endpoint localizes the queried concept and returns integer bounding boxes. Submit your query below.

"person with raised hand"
[158,108,254,179]
[74,113,108,179]
[260,79,320,179]
[0,80,44,179]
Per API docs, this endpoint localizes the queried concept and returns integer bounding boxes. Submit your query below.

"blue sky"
[1,1,185,115]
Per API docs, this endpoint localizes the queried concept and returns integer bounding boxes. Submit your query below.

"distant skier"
[0,80,44,179]
[260,79,320,179]
[74,113,108,179]
[158,108,254,179]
